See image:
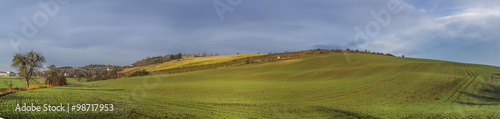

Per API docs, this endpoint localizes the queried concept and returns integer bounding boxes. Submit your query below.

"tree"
[46,65,58,85]
[170,54,175,60]
[107,68,121,79]
[45,64,67,86]
[176,53,182,59]
[11,50,46,88]
[169,53,183,60]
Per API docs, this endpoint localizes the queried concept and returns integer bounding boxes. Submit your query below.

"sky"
[1,0,499,71]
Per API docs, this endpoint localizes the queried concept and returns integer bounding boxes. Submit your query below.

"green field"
[0,77,45,89]
[1,54,500,118]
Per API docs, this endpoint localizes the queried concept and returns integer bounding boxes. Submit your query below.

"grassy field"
[0,77,45,89]
[1,54,500,118]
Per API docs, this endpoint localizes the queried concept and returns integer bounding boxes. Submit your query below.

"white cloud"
[365,3,500,65]
[438,8,500,26]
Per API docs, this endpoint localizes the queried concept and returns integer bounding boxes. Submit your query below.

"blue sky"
[1,0,499,71]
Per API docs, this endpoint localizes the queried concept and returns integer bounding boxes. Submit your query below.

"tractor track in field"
[410,63,421,71]
[303,63,422,102]
[443,63,477,104]
[450,74,477,104]
[442,77,470,103]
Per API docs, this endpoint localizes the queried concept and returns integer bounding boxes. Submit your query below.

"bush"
[45,74,67,86]
[129,70,150,77]
[26,84,53,90]
[4,81,13,92]
[76,77,82,82]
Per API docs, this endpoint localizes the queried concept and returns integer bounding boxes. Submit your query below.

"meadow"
[0,77,45,89]
[1,54,500,118]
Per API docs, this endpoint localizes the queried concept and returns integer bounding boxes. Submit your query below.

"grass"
[1,54,500,118]
[0,77,45,89]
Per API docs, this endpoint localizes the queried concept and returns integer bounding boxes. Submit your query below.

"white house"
[0,71,16,77]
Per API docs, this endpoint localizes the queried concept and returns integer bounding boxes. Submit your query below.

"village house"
[0,71,17,77]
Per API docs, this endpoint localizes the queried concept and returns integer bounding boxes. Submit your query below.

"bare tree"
[46,65,58,85]
[11,50,46,88]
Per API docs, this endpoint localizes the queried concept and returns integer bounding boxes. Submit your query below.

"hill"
[1,54,499,118]
[120,49,390,76]
[56,49,391,80]
[120,54,264,75]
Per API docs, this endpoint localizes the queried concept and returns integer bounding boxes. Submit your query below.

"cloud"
[1,0,499,71]
[438,8,500,21]
[435,8,500,41]
[361,3,500,66]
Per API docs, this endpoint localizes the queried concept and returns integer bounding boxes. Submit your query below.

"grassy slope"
[1,54,500,118]
[121,54,264,74]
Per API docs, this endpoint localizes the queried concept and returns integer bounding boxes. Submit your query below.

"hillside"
[120,49,389,76]
[120,54,264,75]
[1,54,499,118]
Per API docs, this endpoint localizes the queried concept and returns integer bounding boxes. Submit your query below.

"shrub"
[76,77,82,82]
[4,81,13,92]
[26,84,53,90]
[129,70,150,77]
[46,74,67,86]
